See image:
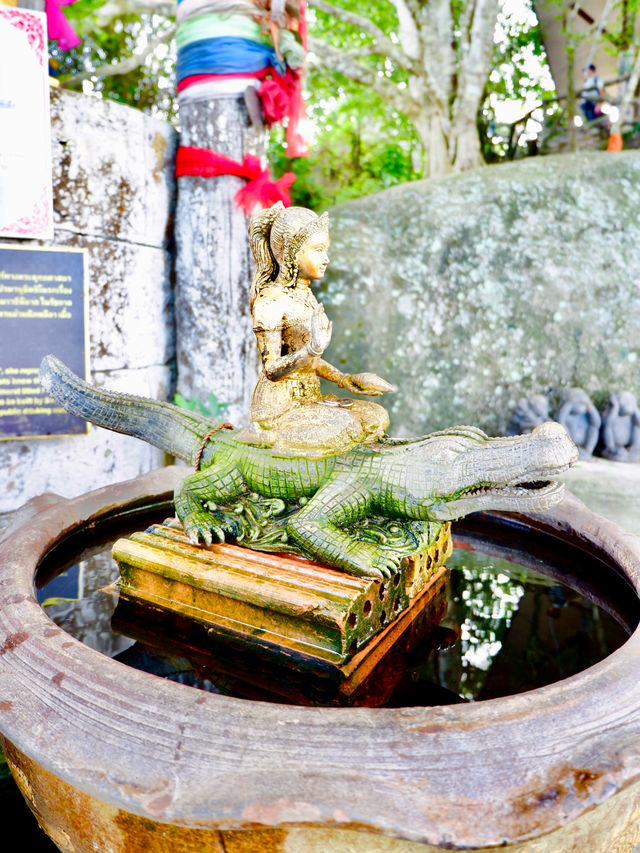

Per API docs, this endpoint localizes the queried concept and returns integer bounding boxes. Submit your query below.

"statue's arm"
[316,358,347,387]
[584,421,600,455]
[630,410,640,448]
[254,301,333,381]
[584,401,601,455]
[256,329,315,381]
[316,359,395,397]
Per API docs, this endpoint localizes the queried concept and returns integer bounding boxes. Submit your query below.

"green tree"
[268,88,423,209]
[270,0,553,207]
[589,0,640,139]
[51,0,177,120]
[306,0,500,178]
[55,0,501,177]
[541,0,640,148]
[480,0,555,161]
[53,0,553,192]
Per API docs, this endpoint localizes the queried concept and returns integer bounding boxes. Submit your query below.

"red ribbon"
[45,0,81,51]
[299,0,308,50]
[177,67,309,159]
[285,0,308,157]
[175,147,295,215]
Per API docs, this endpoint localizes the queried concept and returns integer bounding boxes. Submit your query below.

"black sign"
[0,244,88,439]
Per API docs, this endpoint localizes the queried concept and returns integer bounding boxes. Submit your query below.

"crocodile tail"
[40,355,224,466]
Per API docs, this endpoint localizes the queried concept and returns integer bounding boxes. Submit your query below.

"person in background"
[581,64,604,122]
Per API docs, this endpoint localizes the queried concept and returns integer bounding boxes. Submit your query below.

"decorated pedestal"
[112,519,452,668]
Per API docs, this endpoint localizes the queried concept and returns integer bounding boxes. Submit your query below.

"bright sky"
[491,0,556,125]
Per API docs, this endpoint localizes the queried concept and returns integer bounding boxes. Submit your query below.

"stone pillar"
[174,98,259,426]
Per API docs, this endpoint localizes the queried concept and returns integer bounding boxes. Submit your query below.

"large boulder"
[319,151,640,436]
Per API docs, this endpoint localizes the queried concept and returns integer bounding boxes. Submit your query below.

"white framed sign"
[0,7,54,240]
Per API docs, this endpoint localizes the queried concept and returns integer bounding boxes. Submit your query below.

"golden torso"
[251,284,323,425]
[244,202,392,455]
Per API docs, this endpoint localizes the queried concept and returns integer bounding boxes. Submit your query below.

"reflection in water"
[38,549,133,659]
[427,552,630,702]
[36,530,634,707]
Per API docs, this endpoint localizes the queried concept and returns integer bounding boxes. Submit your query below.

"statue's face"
[296,235,330,281]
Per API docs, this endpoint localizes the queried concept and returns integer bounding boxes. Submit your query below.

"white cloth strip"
[177,0,260,25]
[178,76,260,101]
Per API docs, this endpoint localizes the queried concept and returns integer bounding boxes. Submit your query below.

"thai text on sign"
[0,245,88,439]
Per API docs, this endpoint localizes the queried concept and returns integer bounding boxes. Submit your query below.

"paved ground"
[560,458,640,536]
[0,513,11,540]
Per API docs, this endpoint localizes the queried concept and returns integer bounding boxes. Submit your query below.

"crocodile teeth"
[463,480,562,498]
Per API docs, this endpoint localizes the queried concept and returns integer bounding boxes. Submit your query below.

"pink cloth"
[46,0,81,52]
[259,68,308,158]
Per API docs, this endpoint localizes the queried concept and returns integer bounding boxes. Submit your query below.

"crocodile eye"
[427,448,460,464]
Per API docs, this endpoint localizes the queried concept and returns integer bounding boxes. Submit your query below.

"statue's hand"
[307,305,332,357]
[341,372,396,396]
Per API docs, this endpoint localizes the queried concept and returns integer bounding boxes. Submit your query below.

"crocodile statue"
[40,355,578,580]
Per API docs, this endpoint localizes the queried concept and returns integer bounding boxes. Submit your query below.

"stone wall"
[0,89,177,512]
[320,151,640,436]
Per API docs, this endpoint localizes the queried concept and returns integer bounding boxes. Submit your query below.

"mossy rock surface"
[320,152,640,435]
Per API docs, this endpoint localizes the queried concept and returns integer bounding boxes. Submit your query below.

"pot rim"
[0,466,639,848]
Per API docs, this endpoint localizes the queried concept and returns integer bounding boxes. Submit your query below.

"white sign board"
[0,8,54,240]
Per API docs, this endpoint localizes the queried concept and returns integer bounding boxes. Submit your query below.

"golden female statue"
[244,202,394,454]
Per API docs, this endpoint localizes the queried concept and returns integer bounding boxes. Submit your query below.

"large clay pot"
[1,467,640,852]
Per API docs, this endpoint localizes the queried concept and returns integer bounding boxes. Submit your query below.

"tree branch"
[457,0,475,52]
[308,0,391,43]
[90,0,175,30]
[61,23,177,87]
[410,1,452,109]
[307,36,414,114]
[395,0,422,24]
[328,42,407,62]
[611,47,640,135]
[308,0,416,72]
[450,0,499,156]
[390,0,421,60]
[454,0,498,111]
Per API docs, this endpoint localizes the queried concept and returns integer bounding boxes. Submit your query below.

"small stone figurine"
[600,391,640,462]
[556,388,600,460]
[505,394,550,436]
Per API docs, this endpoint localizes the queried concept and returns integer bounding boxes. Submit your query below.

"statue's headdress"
[249,202,329,308]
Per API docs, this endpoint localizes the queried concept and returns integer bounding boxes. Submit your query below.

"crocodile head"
[418,421,578,521]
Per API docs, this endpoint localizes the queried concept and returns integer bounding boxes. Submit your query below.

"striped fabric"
[175,13,263,49]
[177,37,280,84]
[177,0,259,25]
[175,0,308,158]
